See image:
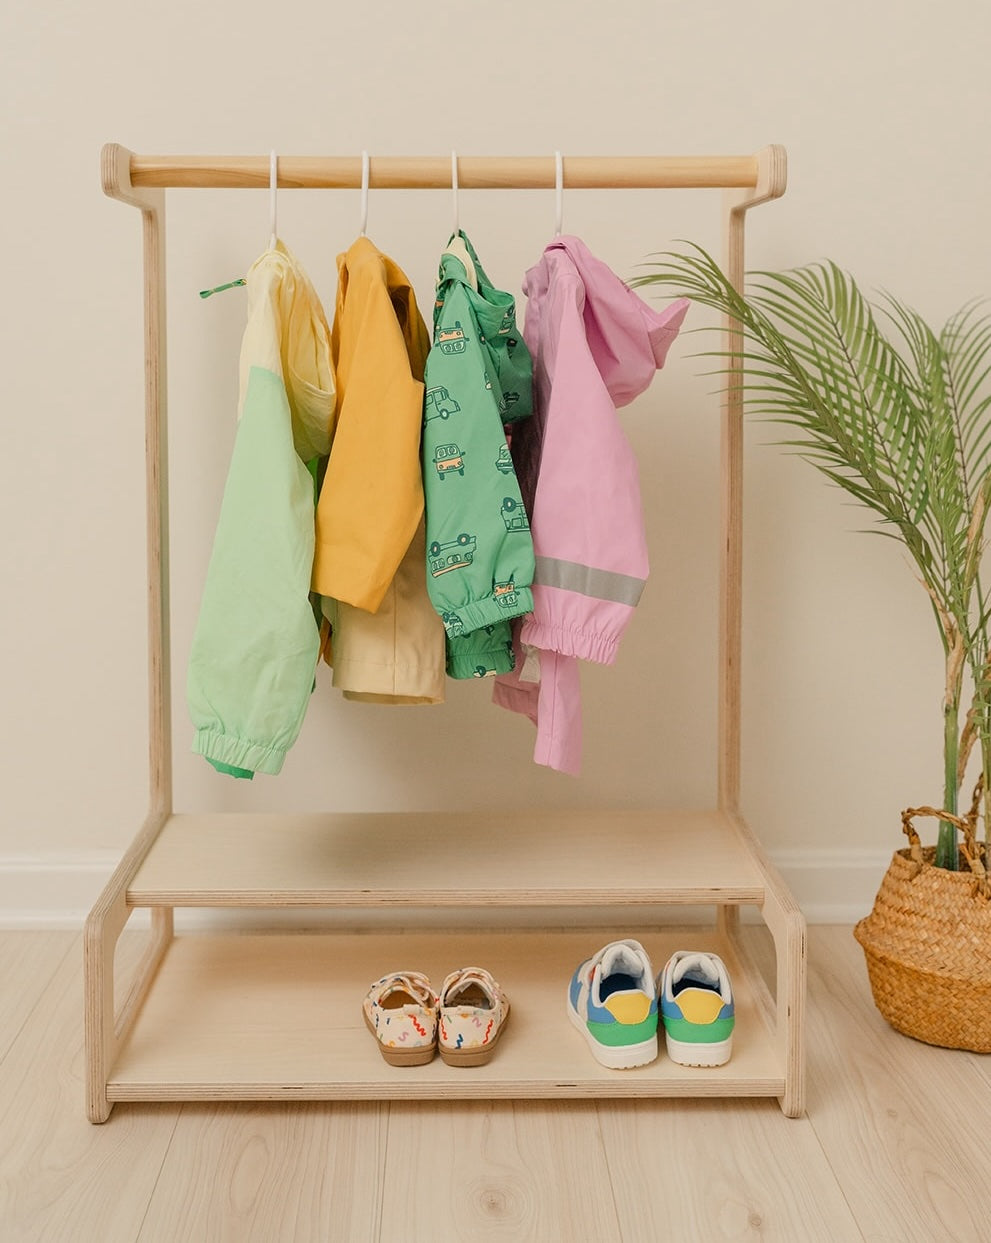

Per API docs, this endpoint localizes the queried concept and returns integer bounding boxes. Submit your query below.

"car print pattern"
[433,443,465,478]
[424,386,461,421]
[422,232,536,674]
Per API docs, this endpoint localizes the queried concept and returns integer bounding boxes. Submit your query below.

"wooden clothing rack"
[85,145,805,1123]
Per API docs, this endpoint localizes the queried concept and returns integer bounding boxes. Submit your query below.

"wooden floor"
[1,926,988,1242]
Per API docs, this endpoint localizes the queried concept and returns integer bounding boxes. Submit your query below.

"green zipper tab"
[199,277,246,300]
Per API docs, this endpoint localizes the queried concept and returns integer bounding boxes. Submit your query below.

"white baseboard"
[767,848,888,924]
[0,851,123,930]
[0,847,890,930]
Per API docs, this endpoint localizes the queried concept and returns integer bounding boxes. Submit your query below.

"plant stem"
[937,694,960,869]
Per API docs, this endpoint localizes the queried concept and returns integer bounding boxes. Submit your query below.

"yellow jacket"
[314,237,445,703]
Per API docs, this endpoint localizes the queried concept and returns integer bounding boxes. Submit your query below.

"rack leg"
[84,893,128,1123]
[761,891,807,1118]
[84,902,174,1123]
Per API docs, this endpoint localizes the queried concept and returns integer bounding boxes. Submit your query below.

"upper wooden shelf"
[126,809,767,908]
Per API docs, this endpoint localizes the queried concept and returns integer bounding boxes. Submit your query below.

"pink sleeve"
[492,631,583,776]
[519,280,649,665]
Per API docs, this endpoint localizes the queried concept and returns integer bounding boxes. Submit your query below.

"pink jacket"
[492,236,688,774]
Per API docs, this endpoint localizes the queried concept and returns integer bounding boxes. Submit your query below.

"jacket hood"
[241,242,335,462]
[523,235,688,406]
[436,230,534,423]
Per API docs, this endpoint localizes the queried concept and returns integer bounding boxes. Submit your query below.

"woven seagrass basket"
[854,804,991,1052]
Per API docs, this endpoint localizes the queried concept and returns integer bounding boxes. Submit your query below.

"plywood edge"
[157,806,738,828]
[125,886,767,908]
[106,1076,786,1103]
[724,810,805,924]
[101,143,163,211]
[724,810,807,1117]
[86,807,171,931]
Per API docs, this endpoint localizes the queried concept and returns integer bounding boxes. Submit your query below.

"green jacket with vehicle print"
[422,232,536,678]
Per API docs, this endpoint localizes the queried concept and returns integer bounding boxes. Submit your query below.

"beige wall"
[2,0,988,898]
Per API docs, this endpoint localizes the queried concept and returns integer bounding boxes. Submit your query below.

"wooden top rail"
[123,152,765,191]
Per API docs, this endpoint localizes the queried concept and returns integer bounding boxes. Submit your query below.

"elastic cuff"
[193,729,287,776]
[519,618,619,665]
[446,586,534,636]
[446,630,515,679]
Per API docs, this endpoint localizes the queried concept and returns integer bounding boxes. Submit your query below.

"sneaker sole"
[566,988,658,1070]
[438,1002,510,1067]
[664,1031,732,1067]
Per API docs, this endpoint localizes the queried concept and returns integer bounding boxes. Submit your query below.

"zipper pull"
[199,277,246,300]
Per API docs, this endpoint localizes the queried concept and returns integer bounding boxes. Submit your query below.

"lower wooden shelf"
[85,807,806,1121]
[107,929,783,1103]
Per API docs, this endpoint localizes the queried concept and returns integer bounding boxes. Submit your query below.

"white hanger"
[359,150,370,237]
[269,149,278,250]
[451,150,460,236]
[554,150,564,237]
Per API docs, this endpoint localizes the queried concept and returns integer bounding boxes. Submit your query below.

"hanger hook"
[269,149,278,249]
[360,151,370,237]
[554,150,563,237]
[451,150,459,236]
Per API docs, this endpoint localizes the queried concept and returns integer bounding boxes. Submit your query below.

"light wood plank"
[726,809,806,1116]
[0,932,74,1060]
[597,1098,861,1242]
[381,1100,621,1243]
[84,809,172,1122]
[804,927,991,1243]
[101,143,171,815]
[106,931,782,1103]
[0,935,178,1242]
[127,810,765,906]
[717,145,788,809]
[135,1103,386,1243]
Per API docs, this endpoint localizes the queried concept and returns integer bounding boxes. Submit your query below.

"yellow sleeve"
[312,262,425,612]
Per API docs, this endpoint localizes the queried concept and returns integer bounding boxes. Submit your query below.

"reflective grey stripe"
[534,556,646,606]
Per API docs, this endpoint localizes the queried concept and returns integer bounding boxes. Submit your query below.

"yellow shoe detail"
[604,993,651,1024]
[676,989,725,1024]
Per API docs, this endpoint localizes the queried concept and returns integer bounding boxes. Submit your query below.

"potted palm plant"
[634,246,991,1050]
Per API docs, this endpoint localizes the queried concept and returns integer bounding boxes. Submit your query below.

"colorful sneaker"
[362,971,438,1066]
[567,939,658,1069]
[437,967,510,1066]
[659,950,735,1066]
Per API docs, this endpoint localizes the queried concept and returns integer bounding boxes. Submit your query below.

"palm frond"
[639,246,991,861]
[635,245,942,565]
[943,301,991,483]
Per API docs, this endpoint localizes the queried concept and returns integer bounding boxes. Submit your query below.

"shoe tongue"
[601,943,643,980]
[447,969,495,1005]
[391,973,431,1004]
[673,954,719,987]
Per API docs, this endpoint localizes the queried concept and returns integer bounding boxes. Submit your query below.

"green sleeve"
[422,284,535,638]
[186,366,321,777]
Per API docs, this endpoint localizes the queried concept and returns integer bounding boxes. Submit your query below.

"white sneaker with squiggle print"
[437,967,510,1067]
[362,971,438,1066]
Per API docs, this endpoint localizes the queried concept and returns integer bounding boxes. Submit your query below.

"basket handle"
[901,779,989,898]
